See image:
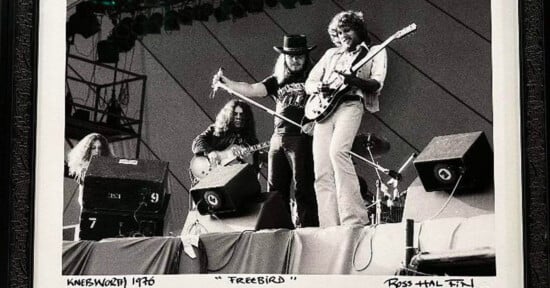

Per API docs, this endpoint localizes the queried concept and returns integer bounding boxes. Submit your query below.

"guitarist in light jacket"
[211,35,319,228]
[304,11,387,227]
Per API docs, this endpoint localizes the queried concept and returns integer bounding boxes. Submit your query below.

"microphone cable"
[428,173,464,220]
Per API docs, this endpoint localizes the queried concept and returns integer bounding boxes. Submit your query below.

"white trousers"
[312,100,370,227]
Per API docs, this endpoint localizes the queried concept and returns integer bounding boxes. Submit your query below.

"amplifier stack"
[79,156,170,240]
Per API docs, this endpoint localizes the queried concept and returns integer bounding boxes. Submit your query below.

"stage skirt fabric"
[62,214,495,275]
[287,224,407,274]
[199,229,293,274]
[62,240,95,275]
[62,237,202,275]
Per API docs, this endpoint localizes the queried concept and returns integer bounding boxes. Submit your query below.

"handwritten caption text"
[385,277,475,288]
[214,275,297,285]
[66,276,155,288]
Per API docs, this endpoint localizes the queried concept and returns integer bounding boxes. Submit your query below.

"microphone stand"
[387,153,418,197]
[217,82,307,132]
[365,136,385,225]
[216,82,402,180]
[348,151,401,180]
[209,68,223,99]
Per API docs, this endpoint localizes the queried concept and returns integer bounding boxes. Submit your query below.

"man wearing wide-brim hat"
[273,34,317,55]
[211,34,319,229]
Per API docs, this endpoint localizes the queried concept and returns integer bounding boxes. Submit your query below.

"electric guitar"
[304,23,417,122]
[189,141,270,179]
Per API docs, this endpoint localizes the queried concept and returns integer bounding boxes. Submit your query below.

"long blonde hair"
[67,133,114,183]
[272,54,313,85]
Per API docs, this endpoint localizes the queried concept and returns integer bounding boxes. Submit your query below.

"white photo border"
[34,0,523,287]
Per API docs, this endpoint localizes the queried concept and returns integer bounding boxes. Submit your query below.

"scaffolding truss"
[65,54,147,158]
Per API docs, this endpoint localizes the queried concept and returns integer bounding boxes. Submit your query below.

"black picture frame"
[520,0,549,287]
[0,0,547,287]
[1,0,39,287]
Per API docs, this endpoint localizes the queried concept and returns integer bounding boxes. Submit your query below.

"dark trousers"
[268,134,319,227]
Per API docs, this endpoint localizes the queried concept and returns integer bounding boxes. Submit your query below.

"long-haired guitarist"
[67,133,115,239]
[304,11,387,227]
[191,99,261,171]
[211,35,319,228]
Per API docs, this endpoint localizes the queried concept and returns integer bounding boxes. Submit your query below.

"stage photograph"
[46,0,521,285]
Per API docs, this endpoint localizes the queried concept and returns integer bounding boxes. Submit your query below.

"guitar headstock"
[394,23,417,39]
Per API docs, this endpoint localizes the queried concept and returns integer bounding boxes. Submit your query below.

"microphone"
[397,153,417,174]
[387,169,402,181]
[209,67,224,99]
[387,152,417,187]
[209,84,219,99]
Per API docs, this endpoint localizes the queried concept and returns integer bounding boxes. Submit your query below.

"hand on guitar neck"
[190,141,270,180]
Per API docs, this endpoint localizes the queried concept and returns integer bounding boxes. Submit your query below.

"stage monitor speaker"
[83,157,169,214]
[79,208,165,241]
[413,131,492,192]
[190,163,260,216]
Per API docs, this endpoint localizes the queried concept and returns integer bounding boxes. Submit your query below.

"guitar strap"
[350,45,370,75]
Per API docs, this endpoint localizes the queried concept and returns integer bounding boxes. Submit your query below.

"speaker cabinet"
[83,157,169,213]
[79,209,165,241]
[413,131,492,192]
[190,163,260,216]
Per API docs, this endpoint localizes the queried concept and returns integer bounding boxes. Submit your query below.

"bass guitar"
[189,141,270,180]
[304,23,417,122]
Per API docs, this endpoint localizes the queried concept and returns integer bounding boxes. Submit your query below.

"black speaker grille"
[414,131,492,192]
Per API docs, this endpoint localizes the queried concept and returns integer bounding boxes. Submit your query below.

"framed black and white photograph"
[6,0,543,287]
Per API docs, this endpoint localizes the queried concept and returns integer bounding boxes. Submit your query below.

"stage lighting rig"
[265,0,278,7]
[67,1,101,39]
[231,2,247,19]
[195,2,214,21]
[97,39,120,63]
[178,6,194,25]
[133,14,148,35]
[146,12,164,34]
[109,17,137,52]
[214,6,230,22]
[164,10,180,30]
[243,0,263,13]
[94,0,117,6]
[143,0,161,7]
[279,0,296,9]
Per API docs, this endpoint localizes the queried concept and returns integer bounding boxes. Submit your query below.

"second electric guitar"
[304,23,417,122]
[189,141,270,179]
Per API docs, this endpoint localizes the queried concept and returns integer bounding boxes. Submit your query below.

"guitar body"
[304,86,351,122]
[189,142,269,180]
[189,154,248,181]
[189,155,212,179]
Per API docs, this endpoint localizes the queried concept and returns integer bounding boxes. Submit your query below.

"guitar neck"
[239,141,270,155]
[349,24,417,73]
[350,36,396,73]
